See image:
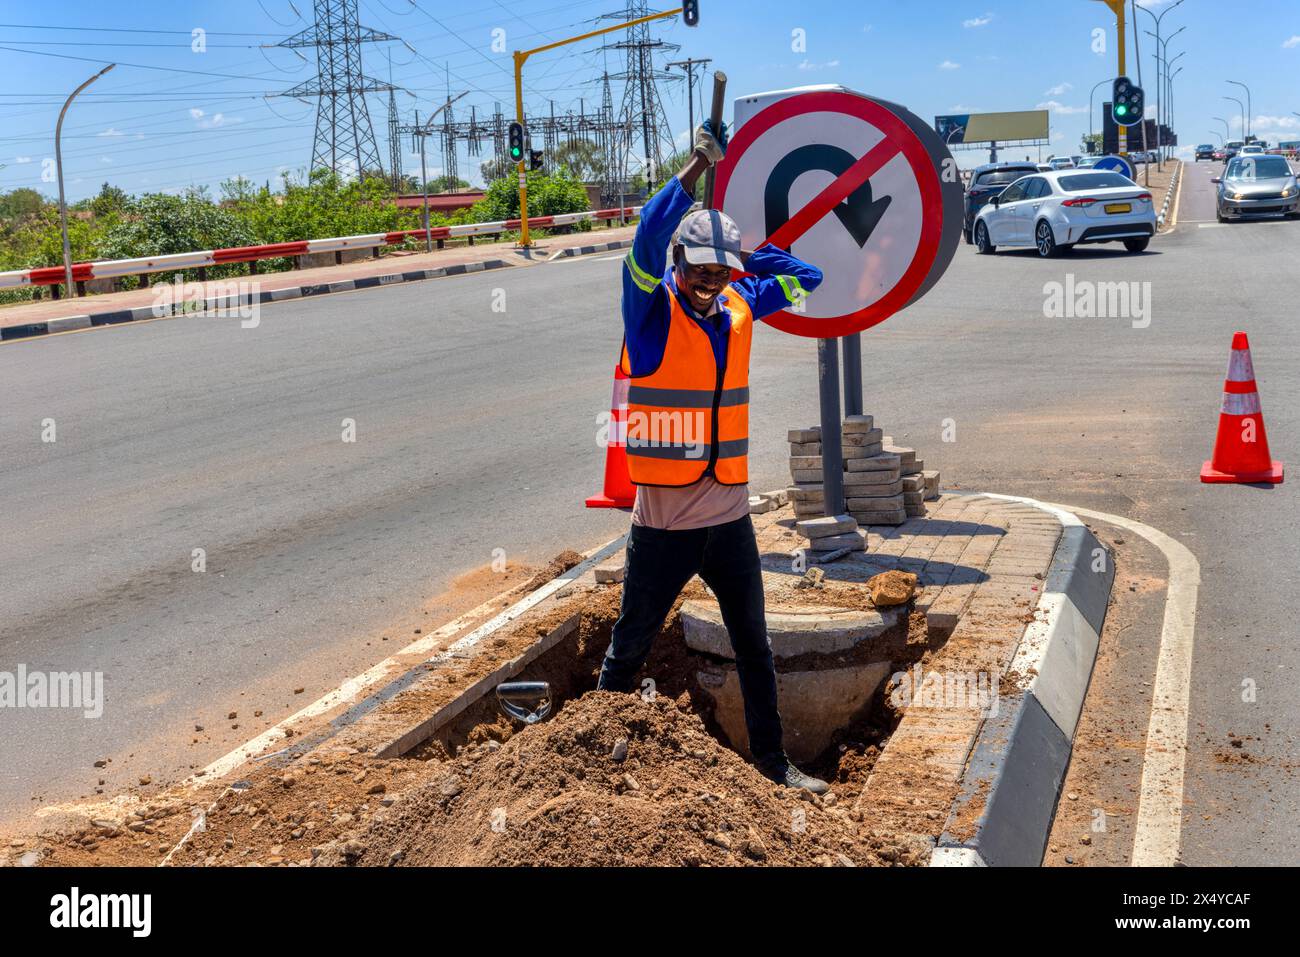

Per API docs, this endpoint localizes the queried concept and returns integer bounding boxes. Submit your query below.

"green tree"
[472,168,591,222]
[552,138,605,182]
[0,188,49,222]
[219,176,260,205]
[480,155,513,183]
[423,174,471,192]
[99,189,257,279]
[89,182,129,218]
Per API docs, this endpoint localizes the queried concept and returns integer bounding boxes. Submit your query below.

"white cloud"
[798,59,840,71]
[938,60,961,70]
[862,24,873,32]
[1256,115,1300,129]
[1037,100,1087,115]
[188,108,239,130]
[98,127,124,137]
[14,155,32,163]
[1044,82,1073,96]
[1284,35,1300,49]
[963,13,993,27]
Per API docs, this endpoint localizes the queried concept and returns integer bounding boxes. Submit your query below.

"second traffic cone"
[585,363,636,508]
[1200,331,1284,484]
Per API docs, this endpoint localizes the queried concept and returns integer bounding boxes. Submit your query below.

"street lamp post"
[1212,116,1231,143]
[1138,0,1185,169]
[56,63,115,298]
[1224,96,1246,144]
[1227,79,1252,141]
[1164,52,1184,160]
[1089,78,1109,143]
[409,92,467,253]
[1169,65,1183,154]
[1144,27,1184,168]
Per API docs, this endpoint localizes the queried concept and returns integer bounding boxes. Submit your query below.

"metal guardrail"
[0,205,643,292]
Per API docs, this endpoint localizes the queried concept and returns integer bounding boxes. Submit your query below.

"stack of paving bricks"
[787,416,941,528]
[794,514,867,557]
[882,435,941,518]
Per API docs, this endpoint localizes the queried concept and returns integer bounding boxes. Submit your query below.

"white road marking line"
[550,252,625,263]
[554,253,623,262]
[180,535,625,790]
[1043,502,1202,868]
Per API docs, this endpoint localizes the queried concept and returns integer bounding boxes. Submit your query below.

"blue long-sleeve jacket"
[621,176,823,376]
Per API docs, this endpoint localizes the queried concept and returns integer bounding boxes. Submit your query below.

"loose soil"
[315,691,930,867]
[10,523,948,868]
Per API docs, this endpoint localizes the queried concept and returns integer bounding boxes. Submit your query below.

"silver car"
[1214,155,1300,221]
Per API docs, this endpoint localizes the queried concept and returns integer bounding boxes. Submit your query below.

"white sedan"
[972,169,1157,257]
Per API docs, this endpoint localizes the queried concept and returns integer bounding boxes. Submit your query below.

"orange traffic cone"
[585,363,636,508]
[1200,331,1284,484]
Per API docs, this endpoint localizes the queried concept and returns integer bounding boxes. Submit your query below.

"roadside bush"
[471,168,591,223]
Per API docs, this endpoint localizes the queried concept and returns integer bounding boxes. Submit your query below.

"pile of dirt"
[522,550,586,592]
[315,690,929,867]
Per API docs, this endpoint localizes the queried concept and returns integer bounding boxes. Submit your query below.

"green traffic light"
[1116,105,1128,116]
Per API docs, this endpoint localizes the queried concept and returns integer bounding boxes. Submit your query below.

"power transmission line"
[277,0,398,178]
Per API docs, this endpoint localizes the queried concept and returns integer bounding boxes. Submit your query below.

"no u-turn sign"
[716,88,961,338]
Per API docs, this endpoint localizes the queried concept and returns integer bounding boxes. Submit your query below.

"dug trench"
[22,572,950,868]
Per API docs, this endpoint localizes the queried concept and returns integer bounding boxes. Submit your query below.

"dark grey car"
[1214,155,1300,221]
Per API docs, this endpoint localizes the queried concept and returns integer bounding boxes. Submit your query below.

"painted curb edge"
[546,237,634,261]
[930,493,1116,867]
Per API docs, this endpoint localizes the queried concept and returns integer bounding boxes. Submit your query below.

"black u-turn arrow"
[763,143,892,247]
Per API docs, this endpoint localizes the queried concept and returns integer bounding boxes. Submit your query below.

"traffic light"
[682,0,699,26]
[1111,76,1143,127]
[508,122,525,163]
[529,150,544,172]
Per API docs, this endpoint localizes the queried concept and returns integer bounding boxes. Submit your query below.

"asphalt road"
[2,164,1298,862]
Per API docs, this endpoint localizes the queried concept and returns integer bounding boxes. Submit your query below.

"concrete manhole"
[684,599,902,763]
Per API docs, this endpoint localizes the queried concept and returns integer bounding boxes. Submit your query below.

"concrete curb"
[546,237,634,262]
[0,258,514,345]
[930,493,1115,867]
[1157,159,1183,229]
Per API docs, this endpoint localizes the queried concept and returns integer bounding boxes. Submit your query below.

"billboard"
[934,110,1049,145]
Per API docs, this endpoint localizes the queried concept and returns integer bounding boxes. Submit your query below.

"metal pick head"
[496,681,552,725]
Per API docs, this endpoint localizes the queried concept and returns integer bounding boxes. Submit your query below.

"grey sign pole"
[818,339,845,517]
[56,63,115,297]
[841,333,863,416]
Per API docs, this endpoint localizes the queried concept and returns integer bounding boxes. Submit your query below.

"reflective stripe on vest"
[620,286,752,487]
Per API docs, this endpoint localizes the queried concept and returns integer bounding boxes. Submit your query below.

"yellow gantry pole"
[515,52,530,247]
[514,7,685,247]
[1100,0,1128,157]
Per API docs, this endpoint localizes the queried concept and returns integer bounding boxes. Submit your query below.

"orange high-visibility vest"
[619,285,752,487]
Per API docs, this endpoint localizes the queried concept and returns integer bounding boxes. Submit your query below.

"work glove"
[694,118,729,165]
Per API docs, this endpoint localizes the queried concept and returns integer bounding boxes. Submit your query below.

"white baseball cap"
[674,208,744,271]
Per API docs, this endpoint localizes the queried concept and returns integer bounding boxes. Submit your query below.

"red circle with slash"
[715,91,944,338]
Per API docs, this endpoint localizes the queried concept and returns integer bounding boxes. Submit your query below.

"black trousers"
[595,514,784,762]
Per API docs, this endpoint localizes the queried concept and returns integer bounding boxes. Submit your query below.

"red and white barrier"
[0,206,642,291]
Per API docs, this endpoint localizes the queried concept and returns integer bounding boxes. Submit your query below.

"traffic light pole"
[512,5,693,247]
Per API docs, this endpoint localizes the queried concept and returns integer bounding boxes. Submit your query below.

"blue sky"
[3,0,1298,202]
